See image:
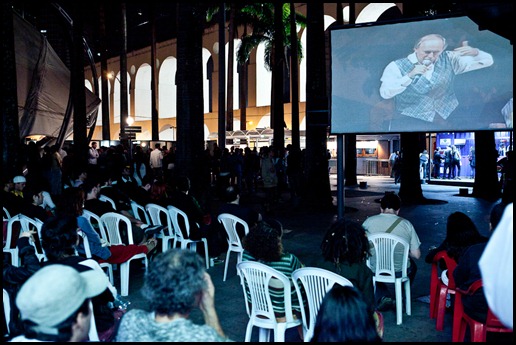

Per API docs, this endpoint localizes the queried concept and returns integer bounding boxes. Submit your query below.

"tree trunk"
[176,4,209,199]
[473,131,501,200]
[150,3,159,141]
[99,3,110,140]
[226,7,235,132]
[290,2,300,150]
[398,132,425,204]
[1,1,22,178]
[272,2,285,149]
[71,5,88,166]
[304,3,332,209]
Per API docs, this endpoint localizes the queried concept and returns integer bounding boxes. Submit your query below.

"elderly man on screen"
[379,34,493,123]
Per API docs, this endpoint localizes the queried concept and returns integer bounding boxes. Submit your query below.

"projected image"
[331,16,513,134]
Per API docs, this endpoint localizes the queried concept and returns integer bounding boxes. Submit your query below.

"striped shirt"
[242,250,303,318]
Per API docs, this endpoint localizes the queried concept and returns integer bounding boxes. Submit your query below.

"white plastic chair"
[100,212,148,296]
[237,261,302,342]
[167,205,209,269]
[366,232,411,325]
[82,210,115,285]
[19,214,45,263]
[3,288,10,338]
[3,206,11,221]
[292,267,354,341]
[4,214,22,266]
[145,203,175,253]
[87,300,100,341]
[131,200,150,224]
[217,213,249,281]
[99,194,117,210]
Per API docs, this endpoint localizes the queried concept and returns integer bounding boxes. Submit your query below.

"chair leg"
[404,280,411,316]
[223,250,231,282]
[120,262,130,297]
[470,321,486,342]
[258,328,271,342]
[395,280,403,325]
[202,240,209,270]
[436,286,448,331]
[274,324,287,342]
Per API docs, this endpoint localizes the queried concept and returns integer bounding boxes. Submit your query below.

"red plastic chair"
[453,279,513,342]
[429,250,457,331]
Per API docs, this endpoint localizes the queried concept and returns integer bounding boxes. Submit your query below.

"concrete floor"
[115,175,509,342]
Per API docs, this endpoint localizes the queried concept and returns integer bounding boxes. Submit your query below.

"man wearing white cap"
[12,176,26,198]
[10,264,108,342]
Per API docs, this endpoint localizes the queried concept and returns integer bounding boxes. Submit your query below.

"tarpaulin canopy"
[14,12,100,140]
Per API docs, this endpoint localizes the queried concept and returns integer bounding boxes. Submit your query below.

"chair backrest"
[457,279,510,330]
[99,195,116,210]
[77,229,92,259]
[131,201,150,224]
[100,212,132,245]
[237,261,297,324]
[146,203,173,237]
[167,205,190,241]
[292,267,354,341]
[4,214,21,252]
[366,232,409,283]
[19,214,45,262]
[3,288,10,337]
[82,209,109,243]
[431,250,457,289]
[3,206,11,221]
[217,213,249,249]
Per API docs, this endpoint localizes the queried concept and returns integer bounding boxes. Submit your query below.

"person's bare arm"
[199,272,226,338]
[410,248,421,260]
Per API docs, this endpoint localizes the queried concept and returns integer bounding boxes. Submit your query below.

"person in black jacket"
[3,230,41,339]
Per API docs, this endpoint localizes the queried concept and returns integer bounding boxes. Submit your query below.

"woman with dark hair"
[242,221,304,320]
[40,215,120,341]
[311,285,382,342]
[54,187,156,265]
[319,218,383,338]
[426,211,488,264]
[115,249,229,342]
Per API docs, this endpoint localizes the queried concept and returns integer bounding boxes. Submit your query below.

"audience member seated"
[453,202,509,323]
[318,218,383,338]
[129,175,154,207]
[20,186,52,222]
[2,176,24,216]
[55,187,157,265]
[115,249,230,342]
[426,211,488,267]
[115,165,139,201]
[10,264,107,342]
[41,215,121,341]
[311,285,382,342]
[242,221,304,322]
[3,230,41,339]
[84,178,156,245]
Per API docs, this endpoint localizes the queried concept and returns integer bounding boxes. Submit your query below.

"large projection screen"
[330,16,513,134]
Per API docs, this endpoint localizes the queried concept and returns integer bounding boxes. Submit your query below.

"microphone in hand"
[413,59,432,82]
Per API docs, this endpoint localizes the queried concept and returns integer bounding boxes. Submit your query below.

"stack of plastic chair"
[237,261,302,342]
[292,267,353,341]
[453,279,513,342]
[429,250,457,331]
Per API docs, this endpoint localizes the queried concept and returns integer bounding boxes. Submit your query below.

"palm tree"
[304,3,332,208]
[236,3,306,134]
[1,1,22,178]
[176,3,211,198]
